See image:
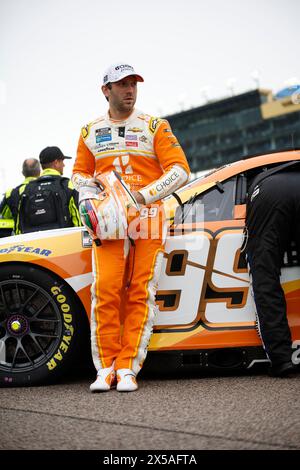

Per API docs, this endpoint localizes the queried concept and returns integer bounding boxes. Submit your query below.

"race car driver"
[72,62,190,392]
[245,163,300,377]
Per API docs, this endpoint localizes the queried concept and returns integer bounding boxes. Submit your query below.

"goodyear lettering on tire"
[47,286,74,371]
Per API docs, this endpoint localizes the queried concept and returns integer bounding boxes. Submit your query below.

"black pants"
[245,171,300,366]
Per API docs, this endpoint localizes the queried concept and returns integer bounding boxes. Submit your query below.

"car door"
[155,176,255,329]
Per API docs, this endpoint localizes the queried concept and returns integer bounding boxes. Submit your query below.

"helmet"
[79,171,139,240]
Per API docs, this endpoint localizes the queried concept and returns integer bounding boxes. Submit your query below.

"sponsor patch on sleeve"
[149,117,162,134]
[81,124,90,139]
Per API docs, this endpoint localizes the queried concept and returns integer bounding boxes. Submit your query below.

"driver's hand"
[85,178,104,190]
[132,191,146,205]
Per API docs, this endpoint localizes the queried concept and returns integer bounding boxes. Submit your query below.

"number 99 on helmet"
[79,171,140,240]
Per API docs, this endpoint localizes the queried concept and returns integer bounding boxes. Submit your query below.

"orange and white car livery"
[0,149,300,386]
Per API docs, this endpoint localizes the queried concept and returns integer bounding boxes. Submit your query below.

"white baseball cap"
[103,63,144,86]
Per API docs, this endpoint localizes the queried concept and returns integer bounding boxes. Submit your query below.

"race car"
[0,149,300,386]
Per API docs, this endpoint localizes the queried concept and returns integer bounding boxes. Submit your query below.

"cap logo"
[115,64,134,71]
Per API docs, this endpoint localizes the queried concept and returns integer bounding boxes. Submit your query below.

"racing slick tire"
[0,263,89,387]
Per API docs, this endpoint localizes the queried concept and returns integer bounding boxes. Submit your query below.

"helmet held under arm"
[79,171,139,240]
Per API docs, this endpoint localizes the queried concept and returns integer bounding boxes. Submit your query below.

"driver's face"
[103,76,137,114]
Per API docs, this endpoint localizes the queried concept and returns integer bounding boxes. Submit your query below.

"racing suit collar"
[105,108,138,126]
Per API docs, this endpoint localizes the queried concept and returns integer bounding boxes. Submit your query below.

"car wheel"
[0,263,89,386]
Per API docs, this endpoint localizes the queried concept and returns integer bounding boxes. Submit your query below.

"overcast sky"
[0,0,299,193]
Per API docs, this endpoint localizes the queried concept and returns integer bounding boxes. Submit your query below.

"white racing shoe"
[90,365,115,392]
[116,369,138,392]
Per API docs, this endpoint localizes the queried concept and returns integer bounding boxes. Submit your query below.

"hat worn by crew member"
[103,63,144,86]
[39,146,72,164]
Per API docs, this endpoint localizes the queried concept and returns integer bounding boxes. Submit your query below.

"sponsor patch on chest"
[126,141,138,147]
[125,134,138,141]
[95,127,112,143]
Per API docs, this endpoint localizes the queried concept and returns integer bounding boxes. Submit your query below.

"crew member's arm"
[72,130,97,191]
[0,190,13,219]
[137,120,190,204]
[0,190,14,235]
[67,181,82,226]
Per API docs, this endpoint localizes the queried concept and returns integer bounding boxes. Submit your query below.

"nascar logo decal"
[95,127,112,143]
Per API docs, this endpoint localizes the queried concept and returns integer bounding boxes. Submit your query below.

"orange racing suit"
[72,109,190,374]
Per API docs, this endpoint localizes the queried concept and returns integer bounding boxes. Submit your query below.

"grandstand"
[165,87,300,172]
